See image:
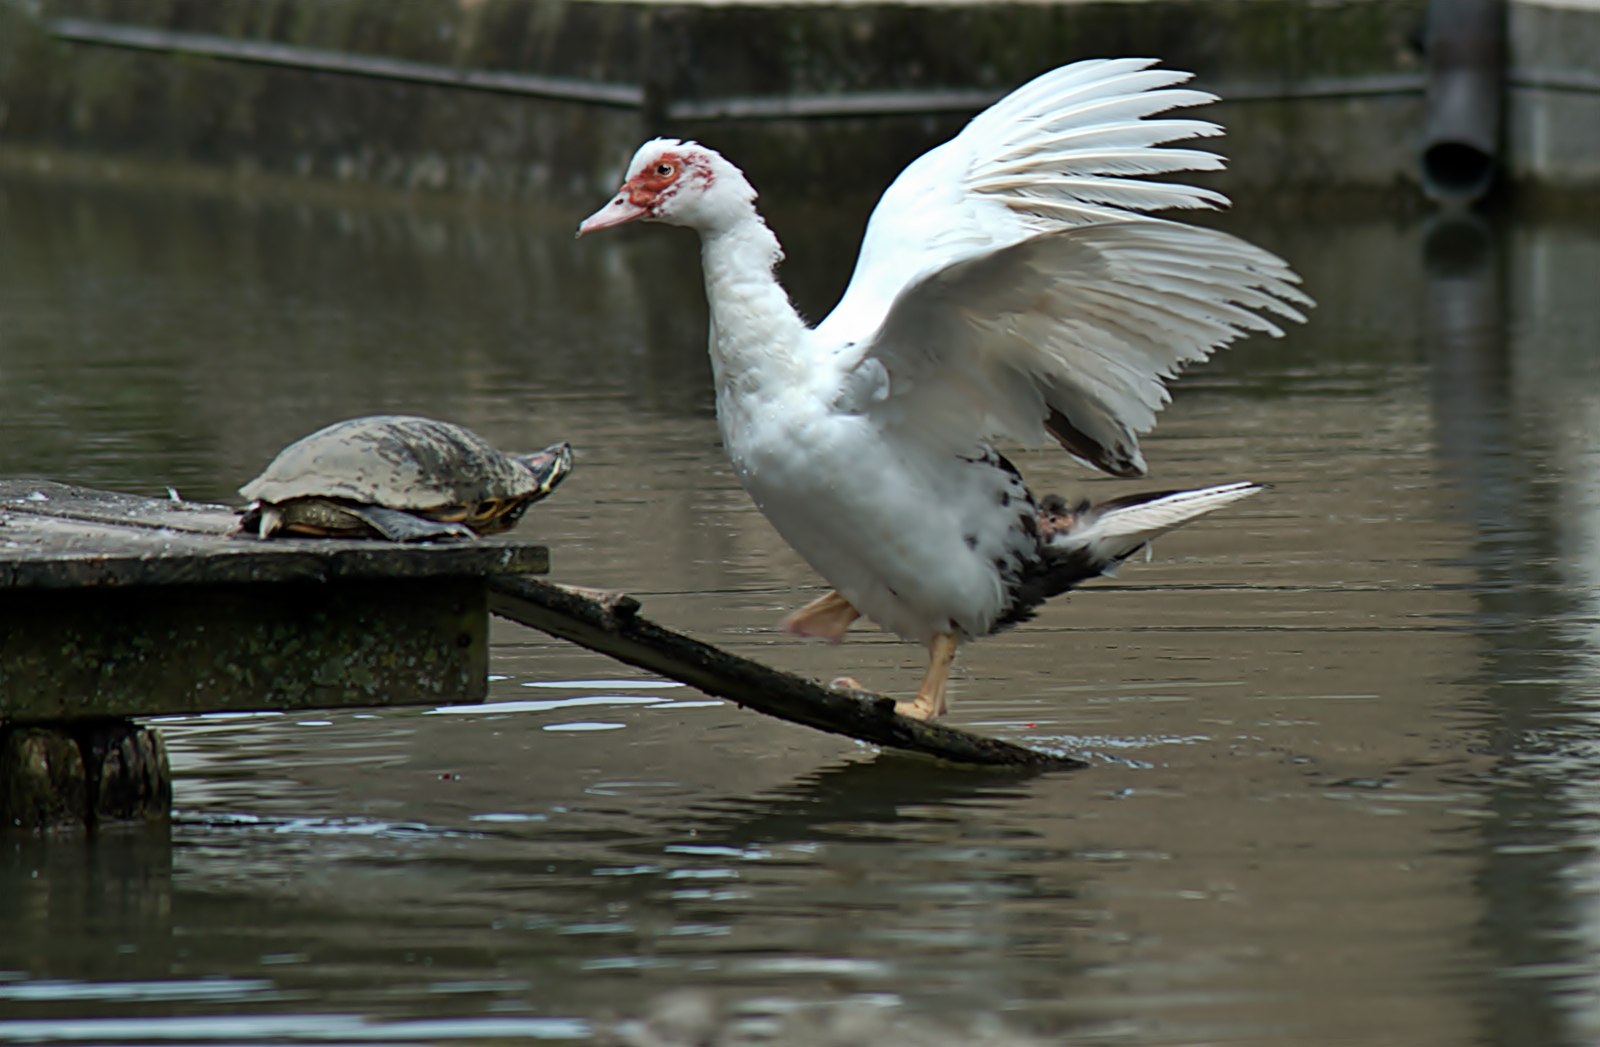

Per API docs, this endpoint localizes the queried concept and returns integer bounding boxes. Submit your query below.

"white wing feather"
[815,58,1312,477]
[1066,482,1265,565]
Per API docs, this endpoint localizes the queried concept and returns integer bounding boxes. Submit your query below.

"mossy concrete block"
[0,577,491,722]
[1,726,88,831]
[0,482,542,722]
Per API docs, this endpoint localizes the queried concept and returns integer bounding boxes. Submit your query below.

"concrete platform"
[0,480,547,723]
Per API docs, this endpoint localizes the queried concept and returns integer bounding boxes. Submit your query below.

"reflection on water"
[1454,214,1600,1047]
[4,167,1600,1044]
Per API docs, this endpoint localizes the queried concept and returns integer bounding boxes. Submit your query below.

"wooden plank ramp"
[488,576,1085,770]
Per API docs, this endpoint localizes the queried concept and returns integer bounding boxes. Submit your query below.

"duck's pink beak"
[577,192,648,237]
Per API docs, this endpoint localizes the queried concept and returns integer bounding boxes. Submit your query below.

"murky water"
[4,166,1600,1046]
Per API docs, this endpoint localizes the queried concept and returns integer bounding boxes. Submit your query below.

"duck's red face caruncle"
[578,151,702,235]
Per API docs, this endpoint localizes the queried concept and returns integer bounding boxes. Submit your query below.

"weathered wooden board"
[489,576,1085,770]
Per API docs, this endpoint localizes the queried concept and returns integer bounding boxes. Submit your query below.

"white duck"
[579,58,1310,721]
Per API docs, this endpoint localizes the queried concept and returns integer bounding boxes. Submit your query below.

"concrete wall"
[0,0,1595,206]
[1509,1,1600,192]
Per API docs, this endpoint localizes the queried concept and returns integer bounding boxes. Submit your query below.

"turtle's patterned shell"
[239,416,541,510]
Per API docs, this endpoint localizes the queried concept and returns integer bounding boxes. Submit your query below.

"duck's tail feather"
[997,481,1262,627]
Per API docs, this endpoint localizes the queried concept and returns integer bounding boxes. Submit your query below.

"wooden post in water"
[1,722,171,831]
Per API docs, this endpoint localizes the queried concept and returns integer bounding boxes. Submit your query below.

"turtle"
[238,415,573,542]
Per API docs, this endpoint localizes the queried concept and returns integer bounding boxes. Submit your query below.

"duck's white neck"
[696,205,806,401]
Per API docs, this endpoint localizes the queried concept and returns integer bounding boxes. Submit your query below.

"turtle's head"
[515,442,574,501]
[578,139,756,236]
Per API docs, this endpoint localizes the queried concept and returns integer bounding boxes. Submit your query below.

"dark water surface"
[4,167,1600,1046]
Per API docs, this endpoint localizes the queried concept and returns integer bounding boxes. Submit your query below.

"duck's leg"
[895,631,960,721]
[781,590,861,642]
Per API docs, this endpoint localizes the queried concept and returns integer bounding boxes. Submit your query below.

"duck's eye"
[655,162,675,178]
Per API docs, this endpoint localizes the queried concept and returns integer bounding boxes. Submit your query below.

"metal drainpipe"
[1421,0,1507,205]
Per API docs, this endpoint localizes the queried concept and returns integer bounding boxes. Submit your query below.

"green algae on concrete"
[0,577,491,722]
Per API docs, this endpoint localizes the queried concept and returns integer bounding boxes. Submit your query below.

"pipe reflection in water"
[1425,209,1600,1045]
[1424,211,1511,533]
[1508,216,1600,1046]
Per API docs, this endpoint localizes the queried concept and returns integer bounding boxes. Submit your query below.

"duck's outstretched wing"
[817,57,1231,348]
[853,220,1309,475]
[816,57,1311,475]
